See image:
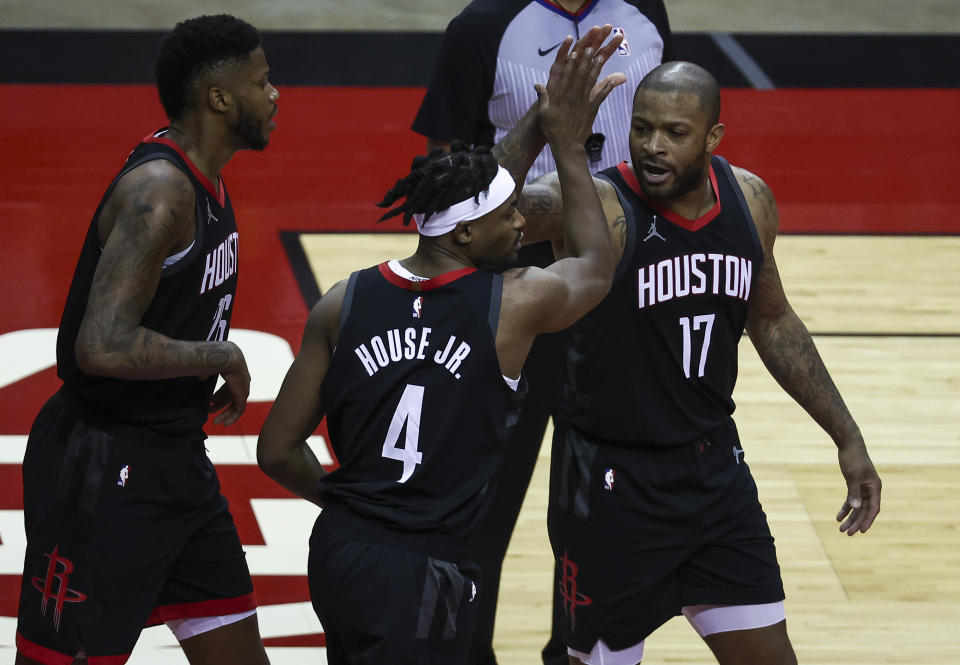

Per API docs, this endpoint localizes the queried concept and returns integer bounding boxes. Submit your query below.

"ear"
[705,122,725,154]
[207,85,231,115]
[452,221,473,245]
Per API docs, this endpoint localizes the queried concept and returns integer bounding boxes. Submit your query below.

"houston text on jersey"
[199,231,239,295]
[638,252,753,308]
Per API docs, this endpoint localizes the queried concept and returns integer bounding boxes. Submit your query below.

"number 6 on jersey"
[382,384,425,483]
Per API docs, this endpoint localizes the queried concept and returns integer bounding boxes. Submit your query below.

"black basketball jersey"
[318,263,525,544]
[557,156,763,446]
[56,129,240,435]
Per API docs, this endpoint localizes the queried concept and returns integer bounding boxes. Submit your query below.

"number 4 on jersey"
[679,314,715,378]
[382,384,425,483]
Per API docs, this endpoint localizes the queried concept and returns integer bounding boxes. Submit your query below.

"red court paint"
[1,83,957,641]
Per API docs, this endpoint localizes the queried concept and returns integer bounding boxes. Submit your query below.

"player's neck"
[166,122,230,186]
[663,172,716,221]
[405,238,474,278]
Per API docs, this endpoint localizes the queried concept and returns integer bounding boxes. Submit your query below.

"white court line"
[0,435,332,466]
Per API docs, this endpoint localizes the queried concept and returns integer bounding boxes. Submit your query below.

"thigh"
[178,613,268,665]
[149,487,256,623]
[703,619,797,665]
[308,514,479,665]
[680,430,785,607]
[547,425,695,653]
[18,405,192,662]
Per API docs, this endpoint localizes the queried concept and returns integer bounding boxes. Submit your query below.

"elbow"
[592,251,616,292]
[256,436,287,480]
[573,274,614,323]
[592,275,614,308]
[74,318,134,377]
[74,336,113,377]
[256,442,278,476]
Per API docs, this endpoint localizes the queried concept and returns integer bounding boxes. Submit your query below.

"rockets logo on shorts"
[412,296,423,319]
[558,550,592,629]
[31,546,87,630]
[117,464,130,487]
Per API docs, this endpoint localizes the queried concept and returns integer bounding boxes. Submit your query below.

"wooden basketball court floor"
[300,232,960,665]
[1,37,959,665]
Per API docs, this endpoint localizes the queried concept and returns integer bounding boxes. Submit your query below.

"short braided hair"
[155,14,262,121]
[377,141,500,227]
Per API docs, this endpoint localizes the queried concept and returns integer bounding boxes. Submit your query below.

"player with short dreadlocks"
[377,142,500,228]
[258,26,626,665]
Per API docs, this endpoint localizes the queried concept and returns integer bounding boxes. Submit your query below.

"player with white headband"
[258,25,627,665]
[410,163,517,237]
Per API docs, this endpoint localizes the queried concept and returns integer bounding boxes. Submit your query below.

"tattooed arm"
[736,166,881,535]
[519,173,628,262]
[74,160,250,425]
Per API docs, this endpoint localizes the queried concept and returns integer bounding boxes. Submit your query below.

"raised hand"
[536,24,627,149]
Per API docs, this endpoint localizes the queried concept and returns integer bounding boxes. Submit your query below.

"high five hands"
[535,25,627,146]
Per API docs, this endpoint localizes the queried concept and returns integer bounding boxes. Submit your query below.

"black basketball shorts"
[547,417,785,653]
[16,391,256,665]
[309,507,481,665]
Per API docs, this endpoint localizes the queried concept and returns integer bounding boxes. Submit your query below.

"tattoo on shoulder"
[522,191,562,216]
[739,171,777,224]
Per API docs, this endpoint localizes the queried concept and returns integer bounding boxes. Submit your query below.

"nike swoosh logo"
[538,42,562,57]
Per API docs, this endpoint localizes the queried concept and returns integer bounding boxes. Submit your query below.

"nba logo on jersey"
[603,468,615,491]
[412,296,423,319]
[612,27,630,55]
[117,465,130,487]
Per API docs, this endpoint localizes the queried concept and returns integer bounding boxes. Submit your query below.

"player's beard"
[234,99,269,151]
[637,160,707,200]
[636,154,709,202]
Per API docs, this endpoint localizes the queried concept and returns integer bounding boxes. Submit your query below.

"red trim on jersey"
[145,592,257,626]
[16,632,96,665]
[616,161,722,232]
[141,129,226,207]
[377,262,477,291]
[538,0,599,19]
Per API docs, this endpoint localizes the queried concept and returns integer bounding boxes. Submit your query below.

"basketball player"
[520,61,883,665]
[257,27,625,665]
[15,14,277,665]
[412,5,674,662]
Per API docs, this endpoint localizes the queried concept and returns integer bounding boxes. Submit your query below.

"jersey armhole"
[714,156,764,270]
[595,171,638,284]
[104,151,204,279]
[339,271,361,333]
[487,273,503,339]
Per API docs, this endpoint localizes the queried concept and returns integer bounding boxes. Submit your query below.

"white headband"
[412,165,516,237]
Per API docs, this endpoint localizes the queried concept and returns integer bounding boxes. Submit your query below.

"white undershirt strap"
[387,259,429,281]
[162,240,195,269]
